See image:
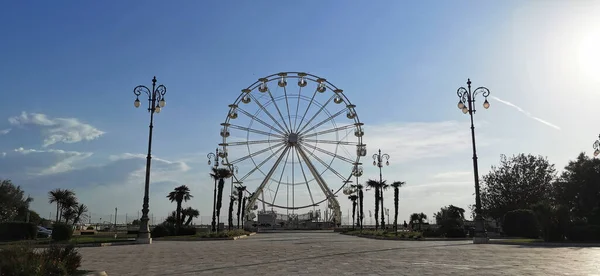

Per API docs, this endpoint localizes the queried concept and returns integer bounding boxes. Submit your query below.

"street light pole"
[372,149,390,229]
[133,76,167,244]
[456,78,490,244]
[207,148,223,232]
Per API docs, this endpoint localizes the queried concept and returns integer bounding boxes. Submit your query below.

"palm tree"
[210,168,233,232]
[167,185,193,233]
[410,212,428,231]
[181,207,200,226]
[72,203,88,226]
[235,185,246,229]
[59,191,78,223]
[227,195,236,230]
[357,184,364,230]
[48,188,75,223]
[390,181,406,235]
[348,195,358,230]
[380,182,389,229]
[240,196,247,229]
[366,179,385,230]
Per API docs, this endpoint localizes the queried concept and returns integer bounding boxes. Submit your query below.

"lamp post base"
[136,237,153,244]
[473,236,489,244]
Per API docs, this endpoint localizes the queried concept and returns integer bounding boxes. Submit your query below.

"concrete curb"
[28,241,140,249]
[340,232,423,241]
[84,271,108,276]
[489,240,600,247]
[155,232,257,241]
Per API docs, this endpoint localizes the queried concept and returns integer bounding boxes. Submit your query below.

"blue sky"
[1,1,600,225]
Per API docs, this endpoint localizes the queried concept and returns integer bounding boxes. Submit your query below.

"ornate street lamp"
[456,78,490,244]
[207,148,225,232]
[132,76,167,244]
[372,149,390,229]
[593,134,600,157]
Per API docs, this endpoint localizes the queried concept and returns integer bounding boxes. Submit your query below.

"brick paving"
[78,231,600,276]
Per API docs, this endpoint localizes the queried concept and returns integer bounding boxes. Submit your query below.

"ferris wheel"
[219,72,366,224]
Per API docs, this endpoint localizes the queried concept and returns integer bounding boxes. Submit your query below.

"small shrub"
[422,228,441,237]
[151,224,172,238]
[503,209,540,238]
[567,224,600,242]
[127,230,139,235]
[443,227,467,238]
[80,231,96,235]
[0,222,38,241]
[52,223,73,242]
[86,226,94,230]
[178,226,197,236]
[0,243,82,276]
[41,244,82,274]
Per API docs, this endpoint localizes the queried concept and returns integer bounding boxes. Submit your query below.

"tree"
[240,196,247,229]
[167,185,193,233]
[235,185,246,229]
[181,207,200,226]
[366,179,385,230]
[409,212,427,231]
[480,154,556,224]
[227,195,236,230]
[48,188,76,223]
[380,182,389,229]
[0,179,32,222]
[554,153,600,225]
[210,168,233,232]
[72,204,88,226]
[348,195,358,230]
[434,205,466,237]
[390,181,406,234]
[357,184,364,229]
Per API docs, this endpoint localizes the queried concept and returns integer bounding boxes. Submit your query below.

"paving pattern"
[78,231,600,276]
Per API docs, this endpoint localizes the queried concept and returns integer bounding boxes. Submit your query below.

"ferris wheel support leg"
[296,146,342,226]
[244,147,291,219]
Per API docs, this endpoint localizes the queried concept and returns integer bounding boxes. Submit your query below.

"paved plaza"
[79,231,600,276]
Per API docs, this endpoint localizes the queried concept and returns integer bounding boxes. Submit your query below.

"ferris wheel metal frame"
[218,72,367,224]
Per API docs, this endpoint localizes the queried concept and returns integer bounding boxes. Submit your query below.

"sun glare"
[578,30,600,82]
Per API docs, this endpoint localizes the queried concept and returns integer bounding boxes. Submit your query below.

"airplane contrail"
[490,96,561,130]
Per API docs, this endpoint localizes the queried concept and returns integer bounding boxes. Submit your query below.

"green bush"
[178,226,197,236]
[567,224,600,242]
[422,228,441,237]
[503,209,540,238]
[151,224,172,238]
[80,231,95,235]
[0,244,82,276]
[443,227,467,238]
[86,226,94,230]
[0,222,38,241]
[52,223,73,241]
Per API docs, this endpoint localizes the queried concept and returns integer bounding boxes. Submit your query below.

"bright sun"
[578,31,600,81]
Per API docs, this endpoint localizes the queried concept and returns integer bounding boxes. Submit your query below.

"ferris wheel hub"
[287,133,299,145]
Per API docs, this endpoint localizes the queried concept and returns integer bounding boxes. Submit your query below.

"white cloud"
[0,128,10,135]
[8,112,105,147]
[490,96,561,130]
[11,147,93,175]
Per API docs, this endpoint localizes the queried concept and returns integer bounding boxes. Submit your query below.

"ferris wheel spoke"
[293,85,303,131]
[299,108,347,137]
[296,94,336,134]
[282,86,294,132]
[300,141,355,164]
[296,146,339,210]
[294,87,320,133]
[238,144,286,182]
[247,93,289,134]
[221,139,276,147]
[266,88,291,133]
[237,107,287,136]
[228,124,285,139]
[298,144,348,182]
[302,124,356,139]
[245,146,291,216]
[301,139,358,146]
[293,147,316,207]
[228,141,285,165]
[270,146,292,206]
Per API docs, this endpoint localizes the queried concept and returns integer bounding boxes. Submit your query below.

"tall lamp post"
[372,149,390,229]
[456,78,490,244]
[207,148,224,232]
[351,163,364,229]
[592,134,600,157]
[132,76,167,244]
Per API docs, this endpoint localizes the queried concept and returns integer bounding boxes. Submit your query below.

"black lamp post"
[372,149,390,229]
[592,134,600,157]
[456,78,490,244]
[132,76,167,244]
[207,148,225,232]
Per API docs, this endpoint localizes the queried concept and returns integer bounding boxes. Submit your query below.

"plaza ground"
[79,231,600,275]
